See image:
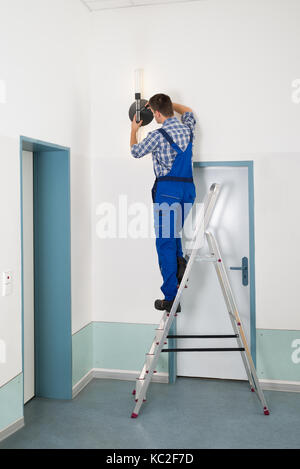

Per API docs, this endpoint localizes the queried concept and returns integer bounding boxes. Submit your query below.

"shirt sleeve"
[131,131,159,158]
[181,112,196,133]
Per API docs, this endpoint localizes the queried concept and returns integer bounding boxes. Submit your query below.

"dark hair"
[149,94,174,117]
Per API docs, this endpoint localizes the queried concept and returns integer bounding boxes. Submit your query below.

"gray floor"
[1,377,300,449]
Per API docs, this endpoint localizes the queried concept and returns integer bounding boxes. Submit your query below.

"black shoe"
[154,299,181,313]
[177,257,187,285]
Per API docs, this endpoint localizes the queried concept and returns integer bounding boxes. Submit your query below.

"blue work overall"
[152,128,196,301]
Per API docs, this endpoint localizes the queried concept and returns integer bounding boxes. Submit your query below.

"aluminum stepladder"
[131,183,270,418]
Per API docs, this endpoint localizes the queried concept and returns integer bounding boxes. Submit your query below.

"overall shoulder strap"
[158,128,181,153]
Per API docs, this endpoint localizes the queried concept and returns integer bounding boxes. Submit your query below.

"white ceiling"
[81,0,200,12]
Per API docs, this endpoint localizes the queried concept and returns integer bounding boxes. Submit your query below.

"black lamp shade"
[129,99,154,127]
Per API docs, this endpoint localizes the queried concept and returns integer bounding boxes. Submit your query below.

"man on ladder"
[130,94,196,312]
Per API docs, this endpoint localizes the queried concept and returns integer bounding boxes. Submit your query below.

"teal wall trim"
[72,322,168,388]
[33,150,72,399]
[72,324,93,387]
[93,322,168,373]
[191,161,257,363]
[247,162,257,364]
[193,161,254,167]
[72,324,300,392]
[21,136,69,153]
[20,137,72,402]
[257,329,300,382]
[0,374,23,432]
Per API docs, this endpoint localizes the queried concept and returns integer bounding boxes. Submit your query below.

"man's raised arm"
[130,114,143,148]
[172,103,193,115]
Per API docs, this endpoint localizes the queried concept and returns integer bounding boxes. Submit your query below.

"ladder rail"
[185,183,221,258]
[132,235,199,416]
[133,184,221,416]
[131,183,270,418]
[206,232,269,412]
[205,232,255,389]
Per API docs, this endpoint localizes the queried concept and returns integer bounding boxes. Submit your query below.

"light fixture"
[129,69,153,126]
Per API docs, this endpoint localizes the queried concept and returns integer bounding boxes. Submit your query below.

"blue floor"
[1,377,300,449]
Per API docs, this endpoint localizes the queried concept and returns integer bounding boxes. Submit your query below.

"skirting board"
[93,368,169,383]
[73,372,300,399]
[72,368,169,398]
[72,370,94,398]
[259,379,300,393]
[0,417,24,443]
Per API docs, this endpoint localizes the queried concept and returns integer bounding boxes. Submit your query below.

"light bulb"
[134,69,143,97]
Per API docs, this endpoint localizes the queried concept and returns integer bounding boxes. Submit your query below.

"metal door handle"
[230,257,248,286]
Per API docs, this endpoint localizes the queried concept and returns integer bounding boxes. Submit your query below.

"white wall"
[0,0,92,388]
[91,0,300,329]
[1,0,299,391]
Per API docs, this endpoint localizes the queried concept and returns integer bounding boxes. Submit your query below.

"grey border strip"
[72,368,169,398]
[72,370,94,398]
[0,418,24,443]
[93,368,168,383]
[260,380,300,393]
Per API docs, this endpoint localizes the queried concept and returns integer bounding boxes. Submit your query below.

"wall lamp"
[128,69,153,127]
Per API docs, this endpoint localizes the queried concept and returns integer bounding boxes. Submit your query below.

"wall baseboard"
[73,371,300,398]
[72,370,94,398]
[72,368,169,398]
[259,379,300,393]
[0,417,24,443]
[93,368,169,383]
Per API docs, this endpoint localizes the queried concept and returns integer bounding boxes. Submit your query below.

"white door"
[22,151,35,403]
[177,165,251,380]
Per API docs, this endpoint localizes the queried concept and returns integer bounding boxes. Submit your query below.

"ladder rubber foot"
[251,387,255,392]
[132,390,136,396]
[264,407,270,416]
[131,413,139,419]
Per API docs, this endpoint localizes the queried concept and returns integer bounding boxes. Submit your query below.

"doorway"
[168,161,256,383]
[20,137,72,404]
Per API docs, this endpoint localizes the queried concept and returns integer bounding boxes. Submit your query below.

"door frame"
[19,136,72,404]
[169,160,257,383]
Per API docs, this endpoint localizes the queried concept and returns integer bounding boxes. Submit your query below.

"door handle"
[230,257,248,286]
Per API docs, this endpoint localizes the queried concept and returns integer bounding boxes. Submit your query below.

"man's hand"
[130,114,143,147]
[131,114,143,132]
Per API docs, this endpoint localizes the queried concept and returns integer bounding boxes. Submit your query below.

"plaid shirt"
[131,112,196,177]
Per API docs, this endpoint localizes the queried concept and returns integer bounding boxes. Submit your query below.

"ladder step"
[162,348,245,352]
[167,334,239,339]
[131,182,270,418]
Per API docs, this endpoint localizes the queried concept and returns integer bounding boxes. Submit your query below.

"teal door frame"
[20,136,72,402]
[168,161,256,384]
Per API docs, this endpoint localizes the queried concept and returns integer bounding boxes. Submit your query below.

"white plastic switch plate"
[2,271,13,296]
